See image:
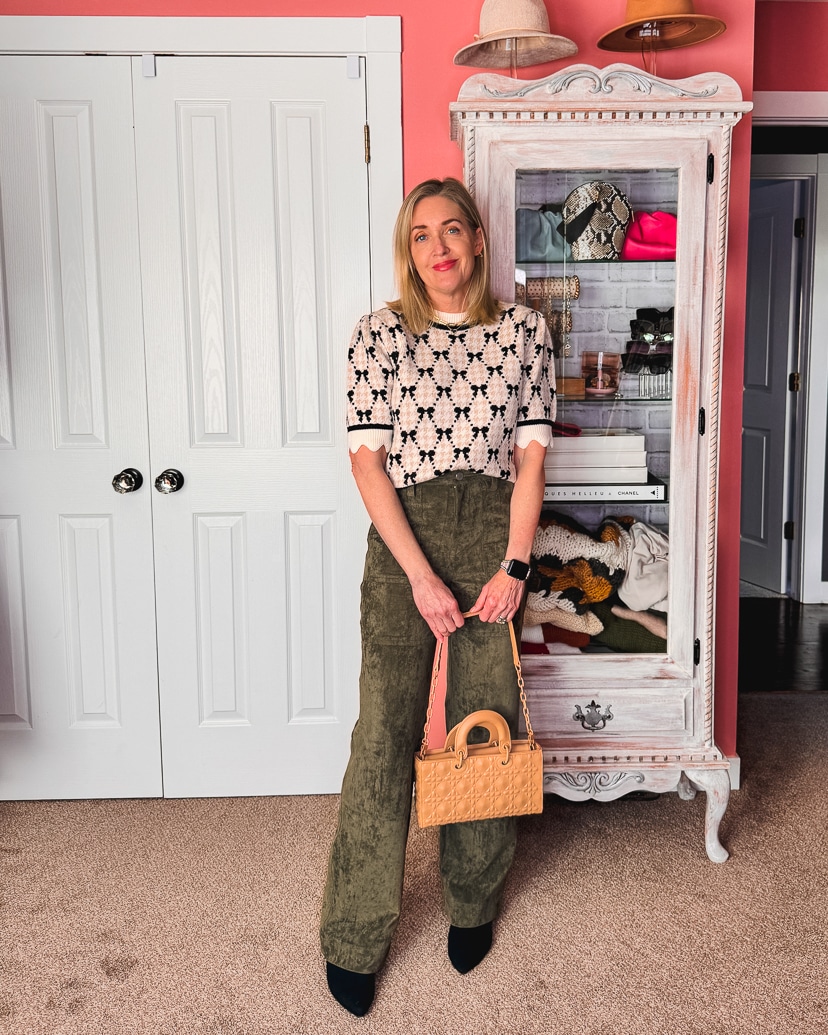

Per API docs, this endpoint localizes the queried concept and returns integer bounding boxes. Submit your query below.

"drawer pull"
[573,700,613,731]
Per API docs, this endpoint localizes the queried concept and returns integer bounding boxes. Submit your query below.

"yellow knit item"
[549,558,614,605]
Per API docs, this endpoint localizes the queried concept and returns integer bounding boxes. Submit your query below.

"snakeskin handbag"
[414,618,544,828]
[558,181,633,260]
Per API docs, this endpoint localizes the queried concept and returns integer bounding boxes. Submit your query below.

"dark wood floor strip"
[738,599,828,693]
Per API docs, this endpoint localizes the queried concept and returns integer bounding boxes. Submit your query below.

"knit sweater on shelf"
[346,305,556,488]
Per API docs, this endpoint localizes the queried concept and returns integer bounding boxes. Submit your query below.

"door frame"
[749,153,828,604]
[752,91,828,603]
[0,15,403,311]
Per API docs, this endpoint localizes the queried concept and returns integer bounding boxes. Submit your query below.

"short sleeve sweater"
[346,304,556,488]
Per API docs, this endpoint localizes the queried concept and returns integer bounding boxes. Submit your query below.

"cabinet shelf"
[557,393,672,404]
[517,261,676,283]
[518,260,676,269]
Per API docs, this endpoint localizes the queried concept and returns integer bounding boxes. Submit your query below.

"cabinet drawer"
[527,690,692,739]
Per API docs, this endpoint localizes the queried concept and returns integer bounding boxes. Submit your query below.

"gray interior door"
[740,179,802,594]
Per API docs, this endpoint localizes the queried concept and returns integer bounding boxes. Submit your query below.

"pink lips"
[432,259,457,272]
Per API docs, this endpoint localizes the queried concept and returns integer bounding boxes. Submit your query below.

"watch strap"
[500,558,531,581]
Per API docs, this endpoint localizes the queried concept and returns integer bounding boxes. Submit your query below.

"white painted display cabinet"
[451,65,751,862]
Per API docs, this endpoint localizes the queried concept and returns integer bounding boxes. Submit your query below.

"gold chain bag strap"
[413,616,544,828]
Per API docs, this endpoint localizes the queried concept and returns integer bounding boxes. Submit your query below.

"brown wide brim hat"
[597,0,726,52]
[454,29,578,68]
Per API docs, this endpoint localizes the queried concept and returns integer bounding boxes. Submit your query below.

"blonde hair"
[388,178,500,335]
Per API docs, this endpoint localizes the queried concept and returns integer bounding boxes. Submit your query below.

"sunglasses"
[629,318,674,344]
[622,338,673,374]
[632,306,674,329]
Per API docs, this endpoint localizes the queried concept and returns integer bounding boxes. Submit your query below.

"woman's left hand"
[467,568,526,625]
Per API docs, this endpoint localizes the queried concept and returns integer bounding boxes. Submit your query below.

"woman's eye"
[414,233,428,243]
[446,226,460,235]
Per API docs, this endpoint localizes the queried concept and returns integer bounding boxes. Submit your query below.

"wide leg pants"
[319,472,524,974]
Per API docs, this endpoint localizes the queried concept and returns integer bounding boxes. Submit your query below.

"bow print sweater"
[346,305,556,488]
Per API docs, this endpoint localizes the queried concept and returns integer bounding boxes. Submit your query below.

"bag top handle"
[444,709,513,760]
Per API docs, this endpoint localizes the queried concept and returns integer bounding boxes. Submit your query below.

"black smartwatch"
[500,559,531,581]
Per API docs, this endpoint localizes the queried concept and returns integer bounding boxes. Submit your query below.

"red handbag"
[621,211,677,261]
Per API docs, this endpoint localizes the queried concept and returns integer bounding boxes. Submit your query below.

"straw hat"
[597,0,726,52]
[454,0,578,68]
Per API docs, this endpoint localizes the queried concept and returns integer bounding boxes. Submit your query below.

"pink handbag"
[621,211,677,261]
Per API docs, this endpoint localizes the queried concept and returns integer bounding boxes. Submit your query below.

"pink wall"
[0,0,762,757]
[754,1,828,91]
[0,0,757,191]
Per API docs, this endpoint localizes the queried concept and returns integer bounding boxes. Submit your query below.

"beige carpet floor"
[1,692,826,1035]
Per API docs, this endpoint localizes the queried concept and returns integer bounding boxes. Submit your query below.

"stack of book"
[543,429,665,501]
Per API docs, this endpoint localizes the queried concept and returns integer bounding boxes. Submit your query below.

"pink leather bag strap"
[418,612,536,758]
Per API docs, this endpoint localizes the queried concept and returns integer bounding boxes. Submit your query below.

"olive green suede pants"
[319,472,524,974]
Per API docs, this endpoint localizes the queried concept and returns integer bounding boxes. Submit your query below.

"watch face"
[506,559,531,581]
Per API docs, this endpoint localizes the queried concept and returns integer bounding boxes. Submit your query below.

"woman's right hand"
[350,445,464,643]
[409,571,465,643]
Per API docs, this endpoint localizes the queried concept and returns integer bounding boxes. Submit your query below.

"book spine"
[545,450,648,468]
[544,467,649,484]
[543,482,666,502]
[550,438,646,452]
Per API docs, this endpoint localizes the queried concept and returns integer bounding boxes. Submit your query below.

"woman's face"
[409,195,483,312]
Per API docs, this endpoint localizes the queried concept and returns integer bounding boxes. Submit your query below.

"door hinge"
[707,154,715,184]
[789,371,801,392]
[794,217,806,239]
[698,407,706,435]
[364,124,371,164]
[694,639,701,666]
[346,54,361,79]
[141,53,157,78]
[784,521,795,541]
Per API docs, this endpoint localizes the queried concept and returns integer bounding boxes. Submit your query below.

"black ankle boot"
[448,921,493,974]
[326,962,375,1016]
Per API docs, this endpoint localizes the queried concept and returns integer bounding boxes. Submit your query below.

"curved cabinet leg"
[684,767,730,863]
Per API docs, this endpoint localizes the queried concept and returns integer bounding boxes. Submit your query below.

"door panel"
[133,57,370,796]
[741,180,800,593]
[0,53,372,800]
[0,57,162,798]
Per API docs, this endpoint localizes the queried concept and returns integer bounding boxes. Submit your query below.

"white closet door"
[133,57,370,796]
[0,57,162,798]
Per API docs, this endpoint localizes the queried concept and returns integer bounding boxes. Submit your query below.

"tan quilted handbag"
[414,619,544,828]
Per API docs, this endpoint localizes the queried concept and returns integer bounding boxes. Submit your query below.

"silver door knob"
[112,468,144,494]
[154,469,185,494]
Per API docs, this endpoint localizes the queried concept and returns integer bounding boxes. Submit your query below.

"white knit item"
[524,598,604,635]
[532,520,630,571]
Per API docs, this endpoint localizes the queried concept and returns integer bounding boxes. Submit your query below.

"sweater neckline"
[433,310,469,328]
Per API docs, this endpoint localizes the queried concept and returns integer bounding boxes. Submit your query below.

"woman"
[320,177,555,1016]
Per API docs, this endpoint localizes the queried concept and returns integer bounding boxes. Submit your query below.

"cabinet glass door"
[515,167,677,659]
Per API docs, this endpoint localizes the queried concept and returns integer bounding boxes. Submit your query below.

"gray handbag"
[516,204,572,262]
